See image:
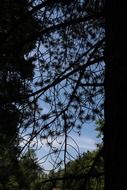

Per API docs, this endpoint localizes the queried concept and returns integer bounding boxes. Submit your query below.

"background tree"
[39,121,104,190]
[61,150,103,190]
[19,149,44,190]
[40,148,104,190]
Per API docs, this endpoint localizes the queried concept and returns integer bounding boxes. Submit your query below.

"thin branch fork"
[28,56,104,98]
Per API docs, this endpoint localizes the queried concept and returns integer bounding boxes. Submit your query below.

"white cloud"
[21,133,97,154]
[71,135,97,151]
[20,133,97,171]
[37,135,97,171]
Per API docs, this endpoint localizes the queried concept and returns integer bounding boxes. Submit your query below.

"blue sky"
[26,45,103,171]
[35,121,102,171]
[25,95,102,171]
[20,99,102,171]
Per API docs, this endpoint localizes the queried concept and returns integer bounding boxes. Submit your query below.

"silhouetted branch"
[41,172,104,184]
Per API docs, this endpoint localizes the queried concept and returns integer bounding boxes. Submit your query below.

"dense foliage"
[38,148,104,190]
[0,0,40,188]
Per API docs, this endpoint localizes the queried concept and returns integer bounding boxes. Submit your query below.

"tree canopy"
[0,0,110,189]
[17,0,105,169]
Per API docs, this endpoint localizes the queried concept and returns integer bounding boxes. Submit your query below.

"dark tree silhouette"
[104,1,127,189]
[0,0,40,188]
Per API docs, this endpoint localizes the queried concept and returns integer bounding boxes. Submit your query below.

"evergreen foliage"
[0,0,40,188]
[0,0,106,189]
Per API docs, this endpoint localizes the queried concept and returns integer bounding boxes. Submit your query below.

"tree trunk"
[104,1,127,189]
